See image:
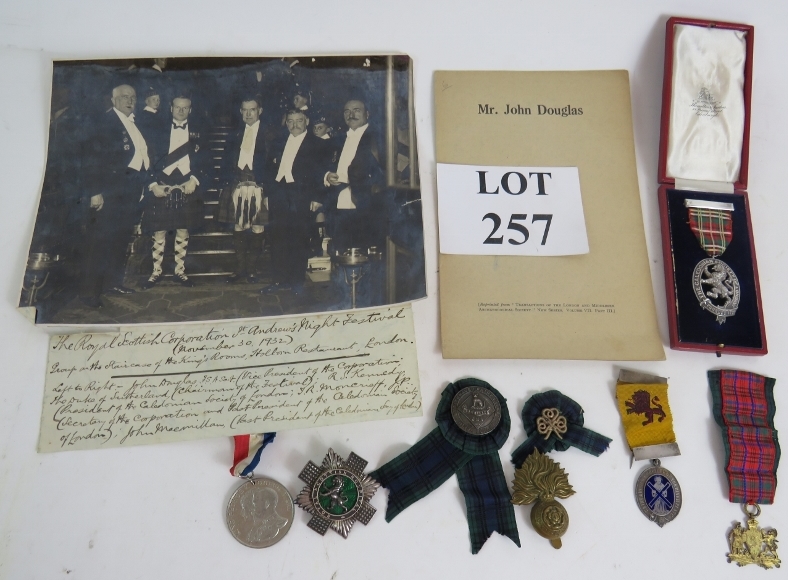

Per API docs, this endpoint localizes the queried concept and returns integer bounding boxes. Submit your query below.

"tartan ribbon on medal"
[231,433,276,477]
[369,378,520,554]
[684,200,740,323]
[511,390,612,469]
[709,370,780,504]
[688,206,733,258]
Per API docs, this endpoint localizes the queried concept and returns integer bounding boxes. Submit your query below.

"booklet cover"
[435,70,664,360]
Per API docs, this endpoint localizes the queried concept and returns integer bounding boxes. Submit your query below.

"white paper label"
[437,164,589,256]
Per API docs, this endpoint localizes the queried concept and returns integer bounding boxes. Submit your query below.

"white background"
[1,1,786,579]
[437,165,589,255]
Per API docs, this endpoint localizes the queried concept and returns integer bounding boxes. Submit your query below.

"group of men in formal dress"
[79,79,384,308]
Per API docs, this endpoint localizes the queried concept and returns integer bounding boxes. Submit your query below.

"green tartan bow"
[511,390,611,468]
[370,378,520,554]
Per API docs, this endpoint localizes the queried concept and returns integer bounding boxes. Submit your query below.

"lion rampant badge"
[625,390,666,426]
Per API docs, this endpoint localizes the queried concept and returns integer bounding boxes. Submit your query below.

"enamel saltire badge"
[634,459,682,527]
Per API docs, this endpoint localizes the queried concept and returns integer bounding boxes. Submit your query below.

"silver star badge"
[296,448,379,538]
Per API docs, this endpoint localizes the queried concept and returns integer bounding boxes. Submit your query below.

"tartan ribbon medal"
[684,199,740,323]
[709,370,781,569]
[511,390,612,469]
[369,378,520,554]
[708,370,780,505]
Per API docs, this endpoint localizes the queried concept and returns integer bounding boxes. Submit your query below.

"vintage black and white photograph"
[21,55,425,325]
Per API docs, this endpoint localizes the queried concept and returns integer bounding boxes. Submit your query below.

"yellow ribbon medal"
[616,370,682,527]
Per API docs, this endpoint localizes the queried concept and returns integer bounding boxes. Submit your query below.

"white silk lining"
[666,24,747,183]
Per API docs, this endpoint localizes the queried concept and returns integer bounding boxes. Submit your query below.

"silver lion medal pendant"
[685,199,740,324]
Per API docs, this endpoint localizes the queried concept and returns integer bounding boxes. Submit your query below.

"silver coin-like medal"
[635,459,682,528]
[692,257,740,324]
[450,386,502,436]
[227,477,294,548]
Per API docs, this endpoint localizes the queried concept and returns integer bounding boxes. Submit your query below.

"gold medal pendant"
[727,504,781,569]
[511,450,574,549]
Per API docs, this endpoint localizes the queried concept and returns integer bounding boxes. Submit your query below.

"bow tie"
[173,123,187,130]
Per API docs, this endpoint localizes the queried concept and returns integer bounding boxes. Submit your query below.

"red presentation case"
[657,16,766,356]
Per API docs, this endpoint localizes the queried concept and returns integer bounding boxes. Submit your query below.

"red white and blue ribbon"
[230,433,276,477]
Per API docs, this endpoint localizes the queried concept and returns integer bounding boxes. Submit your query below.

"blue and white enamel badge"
[635,459,682,527]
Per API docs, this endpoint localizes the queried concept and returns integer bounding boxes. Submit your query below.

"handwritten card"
[39,306,422,452]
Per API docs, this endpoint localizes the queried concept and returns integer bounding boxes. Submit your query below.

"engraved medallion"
[226,476,294,548]
[635,459,681,527]
[692,257,740,324]
[451,386,502,436]
[296,448,379,538]
[727,504,781,569]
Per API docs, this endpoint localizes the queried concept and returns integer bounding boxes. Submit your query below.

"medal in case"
[685,199,739,324]
[692,257,740,324]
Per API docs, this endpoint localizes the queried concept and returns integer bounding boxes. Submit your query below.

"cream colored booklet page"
[435,70,663,360]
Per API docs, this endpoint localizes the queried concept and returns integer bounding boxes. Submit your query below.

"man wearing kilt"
[140,94,205,288]
[216,97,268,283]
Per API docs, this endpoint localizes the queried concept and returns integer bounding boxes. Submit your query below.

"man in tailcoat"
[79,83,150,308]
[140,94,206,288]
[261,109,327,294]
[324,99,385,252]
[216,97,268,282]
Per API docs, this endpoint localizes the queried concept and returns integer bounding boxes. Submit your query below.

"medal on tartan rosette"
[685,199,740,323]
[225,433,295,549]
[371,378,521,554]
[615,370,682,527]
[510,390,611,549]
[709,370,781,569]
